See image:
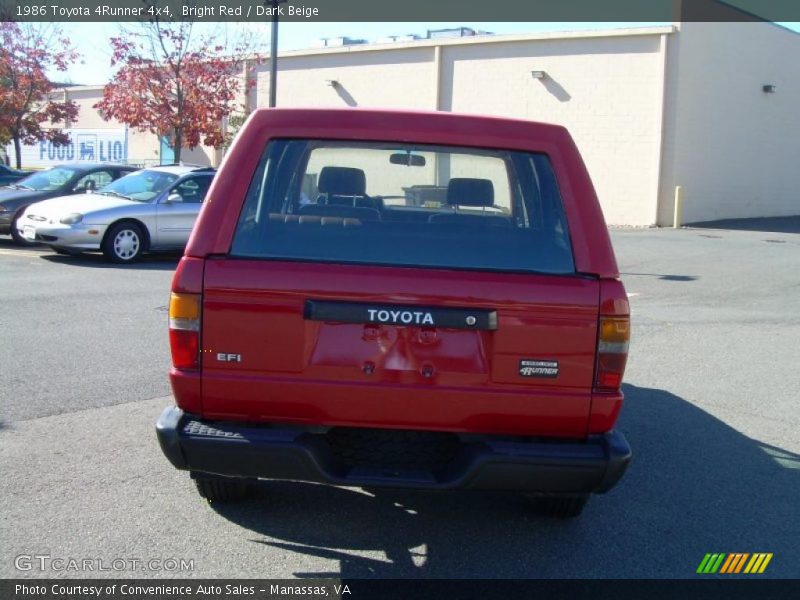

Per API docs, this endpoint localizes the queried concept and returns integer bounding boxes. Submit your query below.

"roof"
[272,25,677,60]
[142,165,215,176]
[244,106,569,142]
[53,162,138,171]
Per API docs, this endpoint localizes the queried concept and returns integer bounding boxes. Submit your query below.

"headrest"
[318,167,366,196]
[446,178,494,207]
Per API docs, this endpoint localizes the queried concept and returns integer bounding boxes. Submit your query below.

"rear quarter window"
[230,140,575,274]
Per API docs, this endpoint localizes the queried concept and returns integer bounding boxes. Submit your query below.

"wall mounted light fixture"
[531,70,547,80]
[762,84,777,93]
[326,79,339,87]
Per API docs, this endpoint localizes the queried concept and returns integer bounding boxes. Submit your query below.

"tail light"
[169,292,201,369]
[589,279,630,432]
[595,315,630,391]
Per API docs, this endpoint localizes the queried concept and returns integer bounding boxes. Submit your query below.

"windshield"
[16,167,80,191]
[98,170,178,202]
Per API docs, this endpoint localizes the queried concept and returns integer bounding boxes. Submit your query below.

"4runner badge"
[519,359,559,378]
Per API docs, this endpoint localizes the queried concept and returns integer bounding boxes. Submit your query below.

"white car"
[16,165,215,263]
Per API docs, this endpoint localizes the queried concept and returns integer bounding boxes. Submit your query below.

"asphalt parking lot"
[1,223,798,579]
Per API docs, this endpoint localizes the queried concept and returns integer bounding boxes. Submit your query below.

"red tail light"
[594,278,630,393]
[169,292,201,369]
[595,316,630,391]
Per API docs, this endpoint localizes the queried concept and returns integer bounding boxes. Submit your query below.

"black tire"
[193,475,251,502]
[528,495,589,518]
[10,212,38,247]
[102,222,145,263]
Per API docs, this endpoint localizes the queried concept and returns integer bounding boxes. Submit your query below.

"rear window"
[230,140,574,274]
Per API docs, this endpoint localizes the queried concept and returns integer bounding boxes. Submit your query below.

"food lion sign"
[5,128,127,168]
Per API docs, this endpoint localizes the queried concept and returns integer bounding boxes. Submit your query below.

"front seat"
[316,166,366,205]
[428,178,510,226]
[300,166,379,221]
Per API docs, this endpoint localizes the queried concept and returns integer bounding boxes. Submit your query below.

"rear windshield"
[230,140,574,274]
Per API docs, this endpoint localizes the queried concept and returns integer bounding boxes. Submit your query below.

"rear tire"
[193,475,251,502]
[102,222,145,263]
[528,495,589,518]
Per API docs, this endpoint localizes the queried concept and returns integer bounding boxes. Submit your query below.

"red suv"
[156,108,631,518]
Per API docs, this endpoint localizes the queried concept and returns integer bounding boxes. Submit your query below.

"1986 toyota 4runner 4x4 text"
[156,108,631,518]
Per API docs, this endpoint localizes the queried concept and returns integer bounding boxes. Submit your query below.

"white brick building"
[40,22,800,226]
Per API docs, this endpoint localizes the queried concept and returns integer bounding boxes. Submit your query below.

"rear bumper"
[156,406,631,493]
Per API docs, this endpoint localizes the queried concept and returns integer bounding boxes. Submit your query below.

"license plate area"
[304,300,497,331]
[23,225,36,241]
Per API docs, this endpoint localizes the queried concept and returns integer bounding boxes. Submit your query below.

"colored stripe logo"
[697,553,773,574]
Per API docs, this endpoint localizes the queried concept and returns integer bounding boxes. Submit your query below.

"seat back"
[446,178,495,208]
[429,178,510,226]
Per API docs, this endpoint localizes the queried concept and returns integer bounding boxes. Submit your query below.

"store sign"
[5,129,127,168]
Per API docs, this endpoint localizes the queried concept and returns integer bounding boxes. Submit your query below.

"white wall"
[439,34,667,226]
[659,22,800,224]
[255,46,437,110]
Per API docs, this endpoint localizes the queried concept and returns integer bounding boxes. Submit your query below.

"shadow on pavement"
[687,216,800,235]
[621,272,698,282]
[39,251,180,271]
[210,384,799,578]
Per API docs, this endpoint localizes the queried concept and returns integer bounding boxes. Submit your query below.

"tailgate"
[200,259,599,437]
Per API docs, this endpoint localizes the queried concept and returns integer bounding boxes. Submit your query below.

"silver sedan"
[16,165,215,262]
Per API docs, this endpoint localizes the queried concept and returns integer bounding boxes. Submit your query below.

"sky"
[57,21,800,86]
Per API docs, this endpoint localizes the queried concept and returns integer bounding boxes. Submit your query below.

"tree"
[95,21,257,164]
[0,23,80,169]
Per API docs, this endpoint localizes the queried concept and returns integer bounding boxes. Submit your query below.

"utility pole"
[266,0,288,107]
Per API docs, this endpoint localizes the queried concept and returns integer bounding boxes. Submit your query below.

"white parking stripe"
[627,292,640,298]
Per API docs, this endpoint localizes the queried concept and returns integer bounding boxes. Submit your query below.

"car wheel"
[102,222,145,263]
[192,474,251,502]
[10,213,38,247]
[528,494,589,518]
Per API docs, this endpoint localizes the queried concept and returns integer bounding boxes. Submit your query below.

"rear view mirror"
[390,152,426,167]
[166,193,183,203]
[84,180,96,192]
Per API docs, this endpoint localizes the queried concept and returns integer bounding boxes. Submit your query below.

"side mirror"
[166,193,183,203]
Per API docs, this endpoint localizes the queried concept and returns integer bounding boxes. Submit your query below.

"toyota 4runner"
[156,108,631,518]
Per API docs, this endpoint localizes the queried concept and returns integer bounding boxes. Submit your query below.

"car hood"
[24,194,137,218]
[0,188,51,205]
